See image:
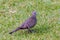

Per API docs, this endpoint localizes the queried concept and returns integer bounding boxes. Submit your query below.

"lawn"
[0,0,60,40]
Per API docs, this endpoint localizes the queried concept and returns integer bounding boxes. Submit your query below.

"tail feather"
[9,27,20,34]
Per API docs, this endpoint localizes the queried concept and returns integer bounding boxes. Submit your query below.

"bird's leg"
[28,29,36,33]
[28,29,32,33]
[31,30,36,33]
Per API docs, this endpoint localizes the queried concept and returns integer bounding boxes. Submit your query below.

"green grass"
[0,0,60,40]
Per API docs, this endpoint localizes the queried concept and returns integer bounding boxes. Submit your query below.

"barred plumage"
[9,11,37,34]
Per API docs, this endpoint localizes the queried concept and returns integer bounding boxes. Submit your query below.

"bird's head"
[32,11,36,16]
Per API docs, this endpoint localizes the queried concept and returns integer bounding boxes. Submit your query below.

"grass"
[0,0,60,40]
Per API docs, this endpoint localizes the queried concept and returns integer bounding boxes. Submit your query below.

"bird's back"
[20,15,37,29]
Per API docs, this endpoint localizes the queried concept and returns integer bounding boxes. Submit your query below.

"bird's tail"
[9,27,21,34]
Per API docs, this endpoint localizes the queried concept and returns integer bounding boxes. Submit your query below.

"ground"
[0,0,60,40]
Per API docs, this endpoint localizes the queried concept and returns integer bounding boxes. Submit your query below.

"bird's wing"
[23,17,36,28]
[20,16,36,29]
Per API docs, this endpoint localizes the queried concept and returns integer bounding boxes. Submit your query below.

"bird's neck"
[32,15,36,18]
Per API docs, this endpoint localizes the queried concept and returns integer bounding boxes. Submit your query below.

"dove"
[9,11,37,34]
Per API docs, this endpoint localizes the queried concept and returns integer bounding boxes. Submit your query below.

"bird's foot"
[28,30,36,33]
